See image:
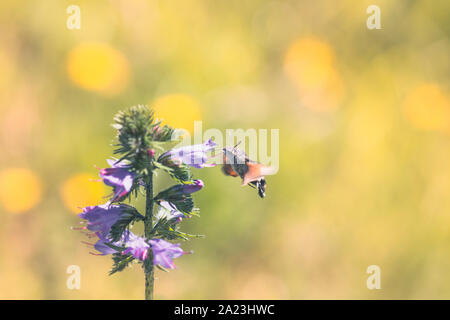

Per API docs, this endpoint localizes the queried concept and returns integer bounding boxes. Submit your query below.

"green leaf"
[156,265,169,273]
[109,205,144,242]
[154,184,197,214]
[109,253,134,275]
[172,196,194,214]
[151,215,203,240]
[154,159,193,183]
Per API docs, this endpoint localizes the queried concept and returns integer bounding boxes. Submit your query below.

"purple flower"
[93,232,119,255]
[149,239,185,269]
[122,232,150,261]
[154,180,203,214]
[99,159,135,202]
[156,201,187,223]
[78,204,124,238]
[158,179,204,199]
[82,231,186,266]
[179,179,204,194]
[160,139,216,169]
[89,231,150,261]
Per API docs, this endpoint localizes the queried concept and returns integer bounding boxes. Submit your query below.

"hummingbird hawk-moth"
[222,144,275,198]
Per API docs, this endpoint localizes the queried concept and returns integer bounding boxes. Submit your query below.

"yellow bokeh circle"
[152,94,202,134]
[402,83,450,132]
[60,173,107,214]
[0,168,42,214]
[284,37,335,88]
[284,37,344,112]
[67,43,130,95]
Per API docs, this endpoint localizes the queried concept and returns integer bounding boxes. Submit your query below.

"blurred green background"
[0,0,449,299]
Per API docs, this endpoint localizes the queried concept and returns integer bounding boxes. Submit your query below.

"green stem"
[144,171,154,300]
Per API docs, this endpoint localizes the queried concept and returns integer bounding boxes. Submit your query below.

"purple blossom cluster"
[77,139,213,270]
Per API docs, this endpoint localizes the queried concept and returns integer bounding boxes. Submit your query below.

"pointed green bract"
[113,105,175,171]
[110,253,134,275]
[109,205,144,242]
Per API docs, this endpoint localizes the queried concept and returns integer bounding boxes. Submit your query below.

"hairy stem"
[144,171,154,300]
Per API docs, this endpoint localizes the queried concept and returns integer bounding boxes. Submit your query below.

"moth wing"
[222,164,239,177]
[242,162,276,186]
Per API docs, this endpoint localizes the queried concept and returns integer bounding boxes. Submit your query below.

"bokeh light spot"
[284,37,344,112]
[0,168,42,214]
[284,37,334,87]
[66,43,130,95]
[402,83,450,132]
[60,173,107,214]
[152,94,202,134]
